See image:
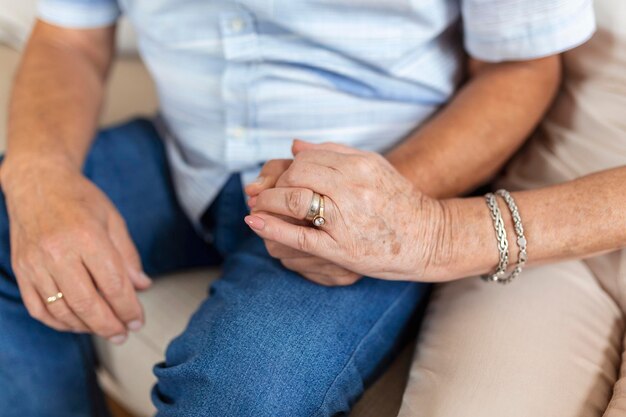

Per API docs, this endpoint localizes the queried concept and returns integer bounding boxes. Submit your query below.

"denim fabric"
[0,119,430,417]
[0,119,217,417]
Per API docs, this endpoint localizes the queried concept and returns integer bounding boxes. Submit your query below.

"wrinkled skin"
[1,161,150,342]
[245,141,447,286]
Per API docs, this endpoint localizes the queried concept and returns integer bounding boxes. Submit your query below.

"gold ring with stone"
[312,195,326,227]
[305,192,322,221]
[46,292,64,305]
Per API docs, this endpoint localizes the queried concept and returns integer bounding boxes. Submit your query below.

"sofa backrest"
[0,0,138,54]
[499,0,626,191]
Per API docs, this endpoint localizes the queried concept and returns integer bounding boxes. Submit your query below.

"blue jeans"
[0,119,430,417]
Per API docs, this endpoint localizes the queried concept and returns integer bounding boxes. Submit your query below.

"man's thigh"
[0,118,215,416]
[83,118,218,274]
[152,237,430,417]
[398,261,622,417]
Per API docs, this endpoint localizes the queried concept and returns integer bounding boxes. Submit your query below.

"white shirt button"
[231,126,246,138]
[229,18,246,33]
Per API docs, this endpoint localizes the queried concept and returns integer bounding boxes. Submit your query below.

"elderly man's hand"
[244,141,450,283]
[244,145,361,286]
[1,159,151,342]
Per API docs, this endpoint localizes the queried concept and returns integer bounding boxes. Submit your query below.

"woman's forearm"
[431,166,626,281]
[386,56,561,199]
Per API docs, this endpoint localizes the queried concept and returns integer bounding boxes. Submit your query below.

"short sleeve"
[38,0,121,28]
[462,0,596,62]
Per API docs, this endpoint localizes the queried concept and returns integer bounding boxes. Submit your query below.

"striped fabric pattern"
[38,0,595,223]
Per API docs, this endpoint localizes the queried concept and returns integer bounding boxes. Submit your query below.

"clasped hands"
[245,140,450,286]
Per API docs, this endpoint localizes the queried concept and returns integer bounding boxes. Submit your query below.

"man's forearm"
[1,21,114,189]
[386,56,561,199]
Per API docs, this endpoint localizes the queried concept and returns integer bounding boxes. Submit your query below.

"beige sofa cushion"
[95,270,221,416]
[499,0,626,191]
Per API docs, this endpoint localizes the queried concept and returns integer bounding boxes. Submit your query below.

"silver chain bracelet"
[482,189,528,284]
[482,193,509,282]
[495,189,527,282]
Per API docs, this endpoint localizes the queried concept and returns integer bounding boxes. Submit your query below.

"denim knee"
[151,285,356,417]
[151,240,427,417]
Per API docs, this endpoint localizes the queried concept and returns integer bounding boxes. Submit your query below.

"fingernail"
[127,320,143,331]
[109,334,127,345]
[247,196,257,208]
[245,215,265,230]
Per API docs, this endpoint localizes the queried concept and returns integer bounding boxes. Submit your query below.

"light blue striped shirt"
[38,0,595,223]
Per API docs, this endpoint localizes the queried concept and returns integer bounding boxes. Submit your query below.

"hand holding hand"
[245,142,449,283]
[245,146,361,286]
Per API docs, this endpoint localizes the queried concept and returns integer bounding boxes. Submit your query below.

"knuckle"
[335,271,359,286]
[296,228,311,252]
[293,150,308,161]
[12,255,31,276]
[99,275,125,297]
[353,156,373,175]
[112,213,129,229]
[363,150,380,161]
[280,259,294,271]
[334,278,351,287]
[265,241,279,257]
[280,167,299,187]
[22,248,42,268]
[303,273,321,283]
[43,224,95,251]
[67,295,96,316]
[40,235,66,258]
[27,303,44,321]
[286,189,304,216]
[361,188,376,205]
[53,306,77,323]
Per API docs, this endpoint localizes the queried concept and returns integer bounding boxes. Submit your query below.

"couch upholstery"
[0,41,412,417]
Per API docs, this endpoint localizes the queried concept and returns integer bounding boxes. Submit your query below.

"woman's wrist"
[406,195,452,281]
[420,196,502,281]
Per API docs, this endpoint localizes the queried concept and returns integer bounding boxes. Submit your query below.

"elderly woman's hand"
[245,142,449,284]
[245,144,362,286]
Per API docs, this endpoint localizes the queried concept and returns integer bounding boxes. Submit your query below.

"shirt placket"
[219,11,259,170]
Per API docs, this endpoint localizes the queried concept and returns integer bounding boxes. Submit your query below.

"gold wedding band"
[46,292,64,305]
